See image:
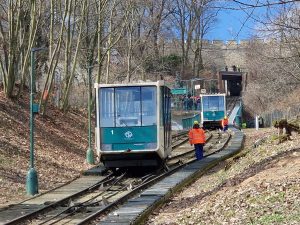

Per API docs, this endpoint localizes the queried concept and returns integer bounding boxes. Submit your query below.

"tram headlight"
[146,142,157,149]
[101,144,112,151]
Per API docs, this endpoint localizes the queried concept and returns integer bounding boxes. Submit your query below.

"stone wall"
[164,39,250,72]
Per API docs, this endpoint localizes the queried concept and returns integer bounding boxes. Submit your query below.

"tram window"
[203,96,224,111]
[100,86,158,127]
[132,90,140,101]
[141,87,157,126]
[115,87,141,127]
[142,89,153,100]
[100,88,115,127]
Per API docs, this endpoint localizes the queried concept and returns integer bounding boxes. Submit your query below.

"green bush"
[143,54,182,75]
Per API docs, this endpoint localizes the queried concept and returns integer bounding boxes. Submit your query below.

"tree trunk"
[61,0,73,108]
[61,0,87,111]
[40,0,69,114]
[18,0,40,98]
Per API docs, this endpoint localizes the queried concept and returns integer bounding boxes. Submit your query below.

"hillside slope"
[146,128,300,225]
[0,90,92,205]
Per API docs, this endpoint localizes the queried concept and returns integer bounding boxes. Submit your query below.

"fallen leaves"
[146,128,300,225]
[0,92,92,206]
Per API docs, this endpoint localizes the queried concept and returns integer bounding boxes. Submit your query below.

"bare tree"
[105,0,126,83]
[147,0,169,57]
[39,0,70,114]
[191,0,218,77]
[0,0,41,98]
[170,0,198,78]
[239,0,300,113]
[123,0,143,82]
[60,0,87,111]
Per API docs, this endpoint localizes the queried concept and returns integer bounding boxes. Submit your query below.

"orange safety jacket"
[189,128,205,144]
[222,118,229,127]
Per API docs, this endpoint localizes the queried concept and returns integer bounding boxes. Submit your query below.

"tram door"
[161,86,172,156]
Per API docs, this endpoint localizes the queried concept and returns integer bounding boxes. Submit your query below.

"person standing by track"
[189,121,206,160]
[221,116,229,132]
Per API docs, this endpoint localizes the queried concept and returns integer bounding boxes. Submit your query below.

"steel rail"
[4,173,114,225]
[36,173,127,225]
[77,132,232,224]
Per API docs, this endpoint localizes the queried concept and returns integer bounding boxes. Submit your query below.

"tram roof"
[94,80,165,88]
[200,93,226,97]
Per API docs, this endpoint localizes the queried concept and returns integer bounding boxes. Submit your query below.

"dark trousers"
[223,125,228,132]
[194,143,204,160]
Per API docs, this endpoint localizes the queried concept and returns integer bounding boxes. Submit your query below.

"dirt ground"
[0,91,92,206]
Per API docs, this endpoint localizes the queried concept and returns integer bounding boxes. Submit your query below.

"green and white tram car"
[95,81,172,168]
[200,93,226,129]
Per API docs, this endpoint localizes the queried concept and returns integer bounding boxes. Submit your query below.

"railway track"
[0,130,232,225]
[100,127,244,225]
[226,96,240,117]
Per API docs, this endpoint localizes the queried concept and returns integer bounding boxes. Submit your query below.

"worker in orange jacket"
[189,121,206,160]
[221,116,229,131]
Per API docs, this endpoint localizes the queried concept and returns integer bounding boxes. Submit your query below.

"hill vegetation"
[146,128,300,224]
[0,89,91,205]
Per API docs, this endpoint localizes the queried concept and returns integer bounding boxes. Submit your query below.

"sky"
[206,10,255,41]
[205,2,265,41]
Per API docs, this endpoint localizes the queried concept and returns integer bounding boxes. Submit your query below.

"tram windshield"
[100,86,157,127]
[202,96,225,111]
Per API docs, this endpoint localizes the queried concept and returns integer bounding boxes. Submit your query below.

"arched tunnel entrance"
[218,70,245,96]
[227,77,242,96]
